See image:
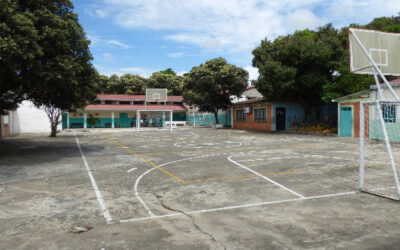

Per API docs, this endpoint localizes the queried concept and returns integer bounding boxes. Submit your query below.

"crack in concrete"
[153,192,226,250]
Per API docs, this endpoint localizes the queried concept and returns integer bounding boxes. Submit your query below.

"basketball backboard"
[145,88,167,102]
[349,28,400,76]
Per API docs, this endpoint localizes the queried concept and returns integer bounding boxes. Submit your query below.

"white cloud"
[87,34,131,49]
[176,70,187,76]
[95,9,108,18]
[244,66,259,82]
[95,65,157,78]
[167,52,185,58]
[103,52,114,62]
[105,39,131,49]
[99,0,399,55]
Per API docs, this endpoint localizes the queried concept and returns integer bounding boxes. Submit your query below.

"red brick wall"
[233,103,272,131]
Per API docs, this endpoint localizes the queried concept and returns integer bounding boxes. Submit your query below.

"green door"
[340,107,352,137]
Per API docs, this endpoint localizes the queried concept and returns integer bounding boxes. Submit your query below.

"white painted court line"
[135,168,156,217]
[189,131,199,138]
[134,153,223,216]
[127,167,137,173]
[120,190,356,223]
[227,155,305,199]
[74,133,113,223]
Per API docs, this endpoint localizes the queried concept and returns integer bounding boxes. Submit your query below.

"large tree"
[252,24,345,120]
[147,69,184,95]
[183,58,248,124]
[0,0,98,136]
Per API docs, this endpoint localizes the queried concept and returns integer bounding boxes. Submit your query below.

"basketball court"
[2,128,400,249]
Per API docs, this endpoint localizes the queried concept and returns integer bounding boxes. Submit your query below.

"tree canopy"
[0,0,98,114]
[95,69,184,95]
[183,57,248,124]
[252,15,400,120]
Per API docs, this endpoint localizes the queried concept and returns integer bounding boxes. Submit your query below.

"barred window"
[236,109,246,121]
[254,108,266,121]
[382,105,396,123]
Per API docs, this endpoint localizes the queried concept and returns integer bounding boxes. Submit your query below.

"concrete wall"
[11,101,61,134]
[233,102,272,131]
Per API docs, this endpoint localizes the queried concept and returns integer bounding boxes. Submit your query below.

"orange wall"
[233,103,272,131]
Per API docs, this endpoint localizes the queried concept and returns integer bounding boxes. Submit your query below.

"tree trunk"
[50,122,58,137]
[214,110,219,124]
[310,107,319,124]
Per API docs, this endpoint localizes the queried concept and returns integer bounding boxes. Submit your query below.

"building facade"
[232,98,305,131]
[336,78,400,138]
[63,94,187,129]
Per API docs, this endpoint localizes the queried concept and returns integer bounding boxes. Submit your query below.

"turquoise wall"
[187,110,231,126]
[369,120,400,142]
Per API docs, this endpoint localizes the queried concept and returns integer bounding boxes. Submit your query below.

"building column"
[83,112,87,128]
[136,110,140,132]
[162,111,165,128]
[231,107,233,128]
[67,112,70,129]
[111,111,115,128]
[170,110,173,132]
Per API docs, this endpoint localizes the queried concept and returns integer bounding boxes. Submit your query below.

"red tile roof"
[97,94,183,102]
[85,104,187,111]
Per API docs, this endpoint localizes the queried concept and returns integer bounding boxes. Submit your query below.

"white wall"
[12,101,61,134]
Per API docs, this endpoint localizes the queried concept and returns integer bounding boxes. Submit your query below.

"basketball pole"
[351,28,400,200]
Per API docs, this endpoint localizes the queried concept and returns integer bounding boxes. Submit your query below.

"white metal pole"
[83,112,87,128]
[373,68,384,101]
[351,30,400,100]
[170,110,172,132]
[111,111,115,128]
[136,110,140,132]
[67,112,70,129]
[359,102,365,190]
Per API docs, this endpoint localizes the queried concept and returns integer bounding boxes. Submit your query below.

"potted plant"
[87,114,99,128]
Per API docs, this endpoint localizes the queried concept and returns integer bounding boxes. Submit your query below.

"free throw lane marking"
[120,190,357,223]
[75,133,113,223]
[227,155,305,199]
[104,135,186,184]
[127,167,137,173]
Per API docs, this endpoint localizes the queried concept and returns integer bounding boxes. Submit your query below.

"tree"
[252,24,344,121]
[0,0,98,136]
[120,74,147,94]
[41,105,62,137]
[147,71,184,95]
[183,58,248,124]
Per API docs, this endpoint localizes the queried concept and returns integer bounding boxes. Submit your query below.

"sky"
[73,0,400,81]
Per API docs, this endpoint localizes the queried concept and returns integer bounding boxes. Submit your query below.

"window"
[236,109,246,121]
[382,104,396,123]
[120,101,130,105]
[254,108,266,121]
[105,100,113,104]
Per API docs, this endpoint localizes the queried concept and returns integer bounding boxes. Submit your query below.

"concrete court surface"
[1,128,400,249]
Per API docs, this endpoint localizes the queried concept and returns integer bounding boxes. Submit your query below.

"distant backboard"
[349,28,400,76]
[145,88,167,102]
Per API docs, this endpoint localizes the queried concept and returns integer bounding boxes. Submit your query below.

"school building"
[63,94,187,129]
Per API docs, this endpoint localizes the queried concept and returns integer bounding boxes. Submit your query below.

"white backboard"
[145,88,168,102]
[349,28,400,76]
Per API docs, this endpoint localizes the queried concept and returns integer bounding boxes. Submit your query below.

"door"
[276,107,286,131]
[339,106,352,137]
